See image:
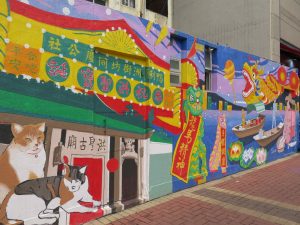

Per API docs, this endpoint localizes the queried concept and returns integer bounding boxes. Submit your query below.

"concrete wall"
[173,0,271,59]
[173,0,300,62]
[280,0,300,49]
[271,0,281,62]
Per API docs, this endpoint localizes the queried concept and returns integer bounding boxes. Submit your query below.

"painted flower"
[277,66,287,85]
[255,148,267,165]
[289,71,299,90]
[228,141,244,162]
[240,147,255,169]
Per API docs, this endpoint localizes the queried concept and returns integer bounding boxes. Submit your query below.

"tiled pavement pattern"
[194,188,300,224]
[102,196,276,225]
[86,154,300,225]
[215,154,300,206]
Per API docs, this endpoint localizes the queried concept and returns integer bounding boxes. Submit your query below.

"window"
[205,71,211,91]
[205,46,214,91]
[122,0,135,8]
[170,58,181,86]
[86,0,106,5]
[169,34,186,87]
[146,0,168,17]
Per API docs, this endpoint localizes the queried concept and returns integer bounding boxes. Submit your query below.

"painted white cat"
[0,123,46,204]
[5,165,101,225]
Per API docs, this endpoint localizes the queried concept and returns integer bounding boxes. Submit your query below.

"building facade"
[173,0,300,67]
[87,0,172,27]
[0,0,299,224]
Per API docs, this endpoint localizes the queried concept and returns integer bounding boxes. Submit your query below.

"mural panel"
[0,0,298,224]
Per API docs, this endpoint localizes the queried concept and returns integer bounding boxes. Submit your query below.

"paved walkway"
[86,153,300,225]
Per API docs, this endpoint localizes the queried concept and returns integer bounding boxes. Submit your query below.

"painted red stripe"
[9,0,169,69]
[153,118,182,135]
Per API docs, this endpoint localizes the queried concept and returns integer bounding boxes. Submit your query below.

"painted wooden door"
[122,158,138,203]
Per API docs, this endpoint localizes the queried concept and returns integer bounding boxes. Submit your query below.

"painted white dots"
[68,0,75,6]
[63,7,70,15]
[26,23,32,28]
[106,8,112,16]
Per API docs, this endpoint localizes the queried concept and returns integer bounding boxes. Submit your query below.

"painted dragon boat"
[232,114,265,138]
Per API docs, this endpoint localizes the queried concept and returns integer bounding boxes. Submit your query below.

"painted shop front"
[0,0,299,224]
[0,112,150,224]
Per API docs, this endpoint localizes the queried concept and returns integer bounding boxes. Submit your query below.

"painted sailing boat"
[232,109,265,139]
[253,101,284,147]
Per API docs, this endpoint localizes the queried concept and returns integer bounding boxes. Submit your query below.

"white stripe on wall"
[148,141,173,155]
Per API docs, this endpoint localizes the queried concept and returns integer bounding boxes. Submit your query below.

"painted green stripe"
[0,90,146,134]
[0,73,148,129]
[73,32,105,36]
[0,36,5,43]
[0,24,7,33]
[0,49,5,57]
[6,0,10,16]
[174,103,181,108]
[0,13,7,18]
[65,27,105,32]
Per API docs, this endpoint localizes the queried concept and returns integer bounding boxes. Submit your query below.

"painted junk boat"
[253,122,284,147]
[232,114,265,138]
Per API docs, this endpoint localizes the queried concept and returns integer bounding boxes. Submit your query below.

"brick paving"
[194,188,300,223]
[86,153,300,225]
[215,154,300,206]
[108,196,276,225]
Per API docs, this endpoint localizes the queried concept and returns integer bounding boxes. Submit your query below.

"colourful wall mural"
[0,0,299,224]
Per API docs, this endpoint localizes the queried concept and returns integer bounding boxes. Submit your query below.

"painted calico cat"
[4,164,101,225]
[0,123,46,204]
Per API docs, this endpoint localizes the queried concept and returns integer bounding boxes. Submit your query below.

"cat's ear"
[63,178,72,187]
[79,166,87,174]
[11,123,23,136]
[36,123,45,133]
[62,164,70,177]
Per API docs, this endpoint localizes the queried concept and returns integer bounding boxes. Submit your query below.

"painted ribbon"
[171,112,201,183]
[209,113,227,174]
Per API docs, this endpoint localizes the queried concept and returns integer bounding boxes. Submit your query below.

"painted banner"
[43,32,94,64]
[171,113,201,182]
[65,130,109,154]
[4,42,41,77]
[220,126,227,173]
[43,32,165,87]
[209,113,227,174]
[96,53,165,87]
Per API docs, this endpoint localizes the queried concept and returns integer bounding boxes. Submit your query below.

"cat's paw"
[38,209,59,219]
[43,209,54,214]
[93,200,102,207]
